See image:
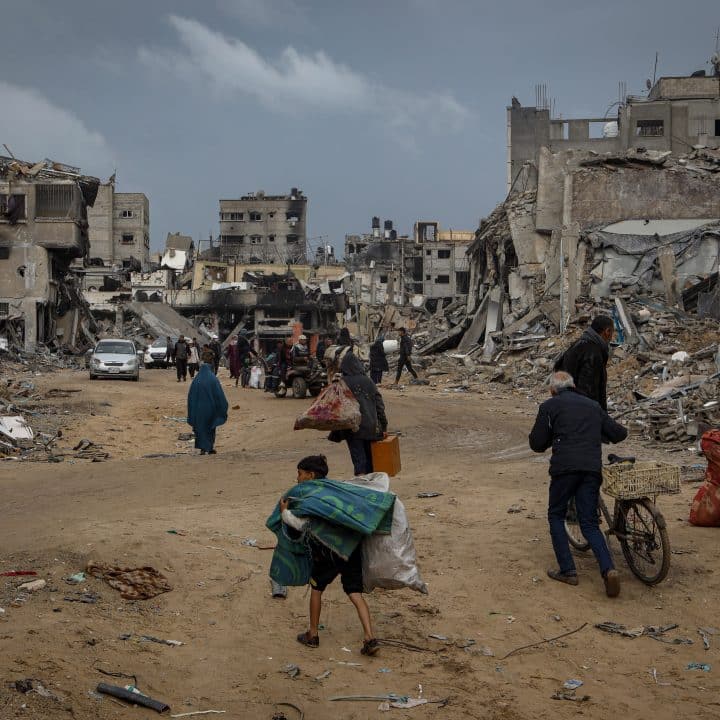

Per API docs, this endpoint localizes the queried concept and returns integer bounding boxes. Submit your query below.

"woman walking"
[187,352,228,455]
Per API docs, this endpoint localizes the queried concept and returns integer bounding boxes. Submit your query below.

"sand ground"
[0,367,718,719]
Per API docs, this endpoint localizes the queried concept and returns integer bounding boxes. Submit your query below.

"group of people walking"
[165,335,222,382]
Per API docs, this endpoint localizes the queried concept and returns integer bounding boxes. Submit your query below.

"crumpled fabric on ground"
[86,562,172,600]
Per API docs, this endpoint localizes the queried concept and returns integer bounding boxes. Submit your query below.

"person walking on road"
[209,336,222,376]
[174,335,190,382]
[529,371,627,597]
[188,339,200,378]
[276,454,380,656]
[164,335,175,368]
[555,314,614,410]
[328,349,388,475]
[187,352,229,456]
[226,334,256,387]
[394,327,418,384]
[369,334,389,385]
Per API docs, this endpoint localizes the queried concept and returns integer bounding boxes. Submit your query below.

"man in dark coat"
[529,371,627,597]
[209,336,222,375]
[174,335,190,382]
[394,327,418,384]
[164,336,175,367]
[369,335,389,385]
[187,358,229,455]
[337,352,388,475]
[555,315,614,410]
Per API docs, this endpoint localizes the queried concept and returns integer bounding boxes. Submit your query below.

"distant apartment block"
[218,188,307,264]
[87,182,150,269]
[508,65,720,191]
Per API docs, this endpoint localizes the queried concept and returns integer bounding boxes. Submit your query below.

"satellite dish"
[645,78,652,90]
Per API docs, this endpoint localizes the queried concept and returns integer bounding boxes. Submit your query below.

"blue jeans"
[548,472,614,576]
[346,437,373,475]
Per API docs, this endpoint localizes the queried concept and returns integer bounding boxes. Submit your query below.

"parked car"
[143,336,177,368]
[89,339,140,381]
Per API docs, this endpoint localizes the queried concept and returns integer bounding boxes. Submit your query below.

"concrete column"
[22,299,37,352]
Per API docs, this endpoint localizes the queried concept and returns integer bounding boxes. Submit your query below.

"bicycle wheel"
[618,498,671,585]
[565,498,591,551]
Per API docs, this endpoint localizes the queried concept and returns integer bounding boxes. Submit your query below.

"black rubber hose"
[96,683,170,713]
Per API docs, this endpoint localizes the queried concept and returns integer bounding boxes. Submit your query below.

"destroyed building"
[83,180,149,277]
[0,156,100,352]
[345,217,473,307]
[215,188,307,264]
[508,63,720,191]
[457,66,720,356]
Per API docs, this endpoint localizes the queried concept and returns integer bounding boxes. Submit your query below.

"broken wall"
[571,165,720,226]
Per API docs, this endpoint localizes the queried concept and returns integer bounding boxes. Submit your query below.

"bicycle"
[565,455,678,585]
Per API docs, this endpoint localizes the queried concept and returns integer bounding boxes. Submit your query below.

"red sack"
[294,378,361,432]
[688,430,720,526]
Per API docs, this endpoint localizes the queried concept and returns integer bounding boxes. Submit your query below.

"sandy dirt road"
[0,367,718,719]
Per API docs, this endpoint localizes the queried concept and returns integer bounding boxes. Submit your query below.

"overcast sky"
[1,0,718,256]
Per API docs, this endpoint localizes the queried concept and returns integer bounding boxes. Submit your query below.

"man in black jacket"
[555,314,614,410]
[529,371,627,597]
[369,334,389,385]
[174,335,190,382]
[394,327,418,384]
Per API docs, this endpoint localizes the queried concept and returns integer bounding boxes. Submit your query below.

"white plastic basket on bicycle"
[602,461,680,500]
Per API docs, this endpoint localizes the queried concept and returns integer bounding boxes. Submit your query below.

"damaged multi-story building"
[460,62,720,353]
[0,156,100,351]
[215,188,307,264]
[345,217,473,307]
[76,179,150,292]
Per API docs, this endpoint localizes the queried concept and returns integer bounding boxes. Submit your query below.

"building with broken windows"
[86,181,150,269]
[461,140,720,355]
[216,188,307,264]
[0,156,100,351]
[344,217,473,306]
[508,61,720,192]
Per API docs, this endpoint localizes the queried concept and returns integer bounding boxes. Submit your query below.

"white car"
[144,336,177,368]
[89,339,140,381]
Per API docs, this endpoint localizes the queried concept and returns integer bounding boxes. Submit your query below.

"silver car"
[89,339,140,381]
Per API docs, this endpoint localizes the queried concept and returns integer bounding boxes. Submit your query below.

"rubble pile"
[0,358,77,461]
[397,291,718,448]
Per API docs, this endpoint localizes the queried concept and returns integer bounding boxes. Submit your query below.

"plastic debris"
[378,668,392,673]
[428,634,448,641]
[281,663,300,679]
[66,572,86,584]
[170,712,226,718]
[686,662,711,672]
[699,627,716,650]
[314,670,332,681]
[563,679,583,690]
[240,538,258,547]
[417,492,442,498]
[650,668,671,686]
[119,633,184,646]
[96,683,170,713]
[0,570,37,577]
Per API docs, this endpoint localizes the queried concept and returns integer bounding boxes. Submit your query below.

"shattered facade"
[216,188,307,264]
[86,181,150,269]
[508,72,720,192]
[0,156,100,352]
[345,217,473,308]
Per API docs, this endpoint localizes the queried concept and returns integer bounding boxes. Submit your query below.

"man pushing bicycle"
[529,371,628,597]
